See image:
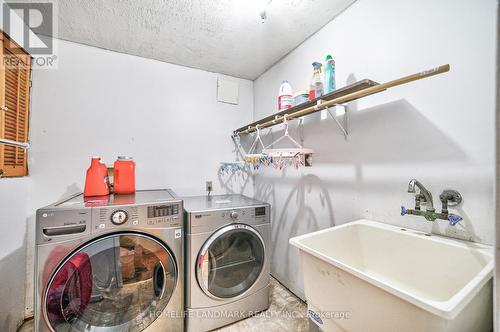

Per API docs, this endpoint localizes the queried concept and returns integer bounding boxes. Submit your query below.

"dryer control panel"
[187,205,270,235]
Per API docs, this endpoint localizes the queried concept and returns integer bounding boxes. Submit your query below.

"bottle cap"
[312,62,322,69]
[325,55,333,61]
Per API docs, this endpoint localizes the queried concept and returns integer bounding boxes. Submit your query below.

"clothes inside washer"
[45,234,176,331]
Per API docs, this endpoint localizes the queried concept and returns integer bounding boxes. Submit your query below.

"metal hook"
[298,118,304,145]
[283,115,290,136]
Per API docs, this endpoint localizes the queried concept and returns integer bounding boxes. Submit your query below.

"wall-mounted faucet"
[407,179,434,212]
[401,179,463,225]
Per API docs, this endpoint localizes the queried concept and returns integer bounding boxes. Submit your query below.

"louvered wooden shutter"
[0,32,31,177]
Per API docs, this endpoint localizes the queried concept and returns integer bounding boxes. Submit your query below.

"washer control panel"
[146,204,180,226]
[92,202,182,232]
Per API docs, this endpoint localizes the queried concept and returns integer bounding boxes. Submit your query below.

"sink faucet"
[401,179,463,225]
[407,179,434,211]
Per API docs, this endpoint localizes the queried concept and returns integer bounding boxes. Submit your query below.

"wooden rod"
[236,64,450,135]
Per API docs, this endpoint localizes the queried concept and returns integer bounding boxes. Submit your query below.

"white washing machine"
[183,194,271,331]
[35,189,184,332]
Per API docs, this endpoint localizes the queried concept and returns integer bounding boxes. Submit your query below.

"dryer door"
[197,224,265,299]
[44,233,177,332]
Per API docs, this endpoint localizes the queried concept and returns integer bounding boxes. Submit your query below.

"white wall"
[0,2,36,331]
[0,179,29,331]
[22,39,254,316]
[253,0,497,299]
[495,2,499,327]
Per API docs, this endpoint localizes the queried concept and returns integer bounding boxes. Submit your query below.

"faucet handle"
[448,214,463,226]
[401,206,407,216]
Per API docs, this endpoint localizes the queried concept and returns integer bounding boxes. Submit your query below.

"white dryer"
[183,194,271,331]
[35,189,184,332]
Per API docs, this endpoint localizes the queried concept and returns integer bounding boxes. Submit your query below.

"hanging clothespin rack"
[242,125,269,168]
[262,115,313,169]
[218,133,249,175]
[243,126,264,167]
[219,161,247,175]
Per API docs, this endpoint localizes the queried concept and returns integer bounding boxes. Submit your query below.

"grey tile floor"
[215,277,309,332]
[18,277,308,332]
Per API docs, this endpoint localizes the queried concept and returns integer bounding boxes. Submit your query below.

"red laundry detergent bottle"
[84,157,110,197]
[114,156,136,194]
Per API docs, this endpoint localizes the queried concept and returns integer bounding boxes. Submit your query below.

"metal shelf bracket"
[326,103,348,139]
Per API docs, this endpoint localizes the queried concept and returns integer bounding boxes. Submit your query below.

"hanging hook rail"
[233,64,450,136]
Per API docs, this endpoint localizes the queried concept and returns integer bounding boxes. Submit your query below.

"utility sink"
[290,220,493,332]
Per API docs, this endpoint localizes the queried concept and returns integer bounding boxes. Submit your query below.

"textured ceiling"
[38,0,355,79]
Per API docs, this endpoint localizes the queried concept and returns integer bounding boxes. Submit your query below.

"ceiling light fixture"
[259,0,272,23]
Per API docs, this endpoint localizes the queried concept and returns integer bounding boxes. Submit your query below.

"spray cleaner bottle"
[309,62,324,100]
[324,55,336,94]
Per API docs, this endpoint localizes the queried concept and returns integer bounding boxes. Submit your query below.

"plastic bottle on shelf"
[324,55,336,94]
[309,62,324,100]
[278,80,293,112]
[84,156,110,197]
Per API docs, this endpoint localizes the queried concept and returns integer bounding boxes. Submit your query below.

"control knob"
[111,210,129,225]
[230,211,239,220]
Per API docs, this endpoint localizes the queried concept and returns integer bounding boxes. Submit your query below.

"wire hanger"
[232,132,247,158]
[248,125,265,153]
[243,125,271,169]
[262,115,313,168]
[264,115,303,149]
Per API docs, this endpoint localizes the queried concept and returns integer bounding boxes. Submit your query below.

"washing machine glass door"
[44,233,177,332]
[197,224,265,299]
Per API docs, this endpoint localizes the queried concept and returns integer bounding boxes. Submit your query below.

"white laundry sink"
[289,219,493,332]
